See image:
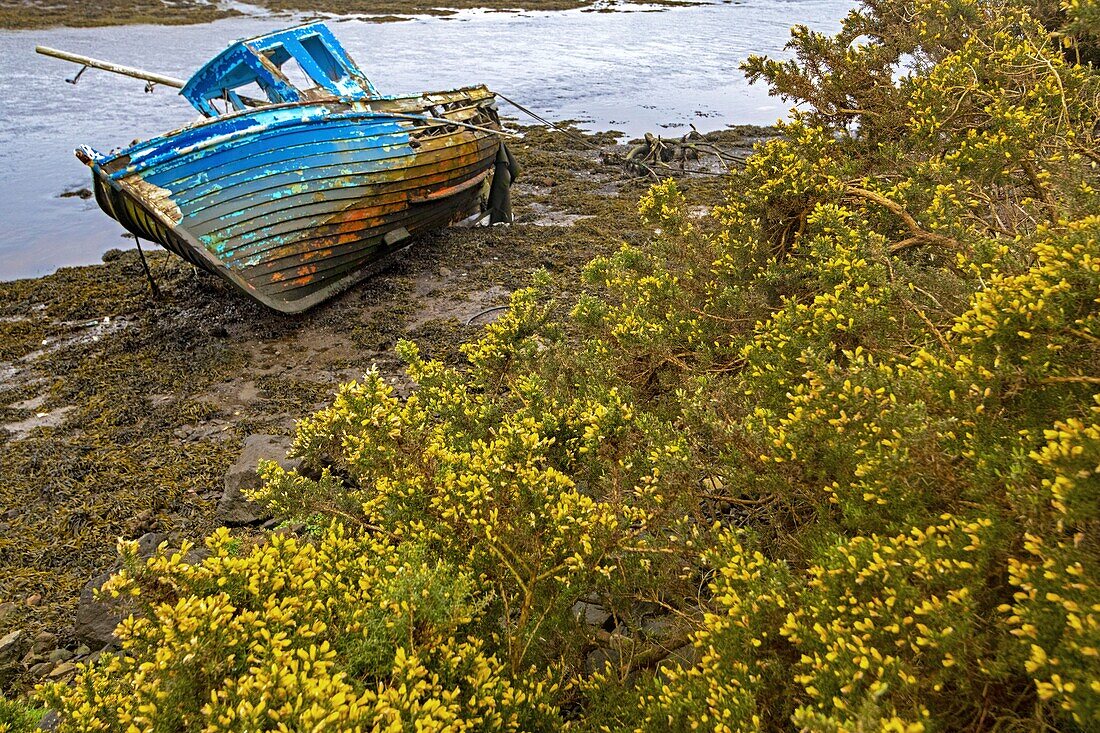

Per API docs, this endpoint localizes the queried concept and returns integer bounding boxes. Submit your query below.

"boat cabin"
[181,23,378,117]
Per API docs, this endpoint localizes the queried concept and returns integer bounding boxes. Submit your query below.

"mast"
[35,46,185,89]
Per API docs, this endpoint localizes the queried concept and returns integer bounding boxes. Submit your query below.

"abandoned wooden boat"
[39,23,515,313]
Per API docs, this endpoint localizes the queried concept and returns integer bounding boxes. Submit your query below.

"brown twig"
[845,186,963,252]
[1041,375,1100,386]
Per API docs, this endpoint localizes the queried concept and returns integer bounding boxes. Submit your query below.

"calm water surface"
[0,0,852,280]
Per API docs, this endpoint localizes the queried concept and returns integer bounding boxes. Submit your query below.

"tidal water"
[0,0,852,280]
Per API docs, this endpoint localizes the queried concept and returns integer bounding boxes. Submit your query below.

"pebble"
[25,593,41,607]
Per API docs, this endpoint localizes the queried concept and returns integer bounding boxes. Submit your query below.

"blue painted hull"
[90,87,502,312]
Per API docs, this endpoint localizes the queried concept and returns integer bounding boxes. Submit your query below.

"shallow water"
[0,0,852,280]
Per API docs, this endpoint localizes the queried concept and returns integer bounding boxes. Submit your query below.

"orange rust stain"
[297,264,318,277]
[301,248,334,262]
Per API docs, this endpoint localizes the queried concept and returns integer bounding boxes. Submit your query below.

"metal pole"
[35,46,186,89]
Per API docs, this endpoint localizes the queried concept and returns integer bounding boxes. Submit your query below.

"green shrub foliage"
[43,0,1099,730]
[0,695,43,733]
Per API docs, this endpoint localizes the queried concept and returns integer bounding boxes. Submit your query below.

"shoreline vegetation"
[2,0,1100,730]
[0,123,756,690]
[0,0,705,31]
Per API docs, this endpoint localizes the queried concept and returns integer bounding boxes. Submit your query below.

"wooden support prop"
[133,236,161,300]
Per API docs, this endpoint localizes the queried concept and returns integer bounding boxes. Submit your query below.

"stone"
[127,509,157,536]
[31,631,57,655]
[218,434,299,526]
[571,601,611,628]
[701,475,725,491]
[25,593,41,606]
[641,615,677,639]
[48,648,73,663]
[68,532,174,653]
[585,645,624,675]
[136,531,167,557]
[0,629,25,685]
[48,661,76,679]
[73,570,123,651]
[656,643,701,683]
[0,629,23,664]
[28,661,54,679]
[273,522,306,537]
[37,710,59,731]
[0,601,17,624]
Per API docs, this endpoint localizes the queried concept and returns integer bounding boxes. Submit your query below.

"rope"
[494,92,604,151]
[465,304,511,326]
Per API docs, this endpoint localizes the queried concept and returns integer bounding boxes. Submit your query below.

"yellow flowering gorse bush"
[37,0,1100,730]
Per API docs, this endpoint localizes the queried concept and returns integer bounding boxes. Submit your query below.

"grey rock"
[585,645,624,675]
[48,648,74,663]
[641,615,677,639]
[0,666,19,688]
[0,629,25,685]
[21,651,42,667]
[0,601,17,624]
[0,629,24,665]
[136,532,167,557]
[37,710,59,731]
[68,533,172,654]
[656,643,701,683]
[219,434,299,526]
[571,601,611,628]
[28,661,54,679]
[73,571,123,651]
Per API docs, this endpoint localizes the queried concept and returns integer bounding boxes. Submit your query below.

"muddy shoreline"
[0,0,703,30]
[0,123,768,693]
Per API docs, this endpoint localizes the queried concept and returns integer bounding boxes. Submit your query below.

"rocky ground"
[0,124,768,694]
[0,0,704,30]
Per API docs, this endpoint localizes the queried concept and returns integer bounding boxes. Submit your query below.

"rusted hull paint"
[89,87,502,313]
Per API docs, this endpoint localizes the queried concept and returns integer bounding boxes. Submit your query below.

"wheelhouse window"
[179,23,378,118]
